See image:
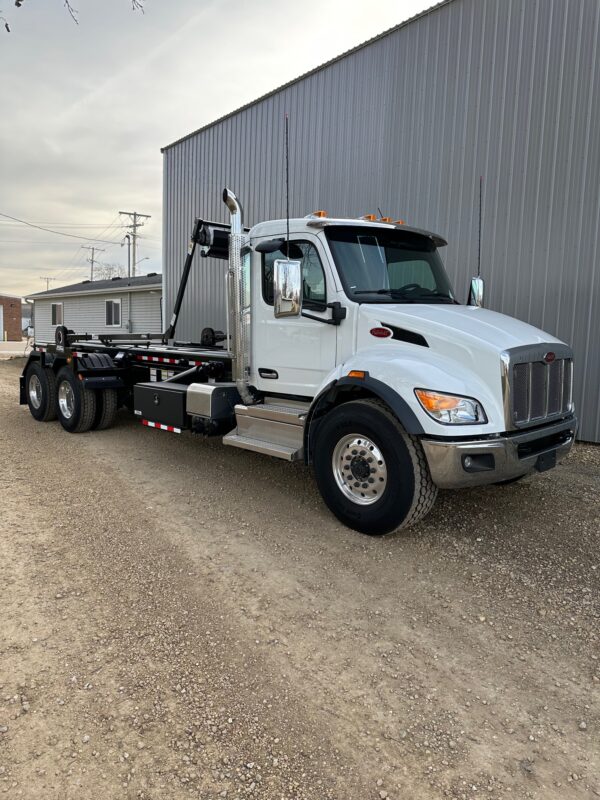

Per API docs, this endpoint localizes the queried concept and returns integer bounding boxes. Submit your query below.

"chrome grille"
[510,354,573,427]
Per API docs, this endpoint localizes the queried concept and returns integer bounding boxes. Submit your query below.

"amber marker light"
[415,389,460,412]
[311,210,328,218]
[361,214,376,221]
[347,370,366,379]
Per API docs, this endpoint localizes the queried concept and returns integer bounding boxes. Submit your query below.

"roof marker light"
[379,216,393,223]
[361,214,376,221]
[395,219,406,225]
[311,210,328,218]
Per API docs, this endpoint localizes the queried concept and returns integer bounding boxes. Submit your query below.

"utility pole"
[119,211,151,277]
[82,246,105,281]
[121,234,132,277]
[39,277,56,291]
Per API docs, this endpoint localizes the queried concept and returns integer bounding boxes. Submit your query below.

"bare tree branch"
[94,263,126,281]
[63,0,78,25]
[3,0,144,32]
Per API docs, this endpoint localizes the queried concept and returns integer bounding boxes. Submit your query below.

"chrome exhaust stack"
[223,188,253,404]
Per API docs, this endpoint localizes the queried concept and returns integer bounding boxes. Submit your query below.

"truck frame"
[20,189,577,535]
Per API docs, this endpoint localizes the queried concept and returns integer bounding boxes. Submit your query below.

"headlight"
[414,389,487,425]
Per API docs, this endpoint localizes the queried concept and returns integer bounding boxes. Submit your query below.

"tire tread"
[349,398,438,529]
[93,388,118,430]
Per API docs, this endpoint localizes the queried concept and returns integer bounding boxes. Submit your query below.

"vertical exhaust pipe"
[223,188,253,404]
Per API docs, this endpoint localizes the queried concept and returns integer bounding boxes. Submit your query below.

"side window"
[51,303,63,326]
[263,241,326,311]
[105,299,121,327]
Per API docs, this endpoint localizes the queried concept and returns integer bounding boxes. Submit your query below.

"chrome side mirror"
[468,276,485,307]
[274,259,302,318]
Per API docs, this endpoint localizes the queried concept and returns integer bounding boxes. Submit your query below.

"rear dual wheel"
[56,367,97,433]
[25,362,57,422]
[26,363,119,432]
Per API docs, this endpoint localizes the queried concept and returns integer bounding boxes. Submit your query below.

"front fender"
[304,345,504,462]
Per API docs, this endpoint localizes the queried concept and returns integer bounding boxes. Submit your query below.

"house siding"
[33,291,161,343]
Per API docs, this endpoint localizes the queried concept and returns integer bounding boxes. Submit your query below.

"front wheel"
[313,399,437,535]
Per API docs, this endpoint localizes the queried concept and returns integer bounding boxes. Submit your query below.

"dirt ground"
[0,358,598,800]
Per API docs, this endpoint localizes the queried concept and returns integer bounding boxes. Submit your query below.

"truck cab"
[225,201,575,532]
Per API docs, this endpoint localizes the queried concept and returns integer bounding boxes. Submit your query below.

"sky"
[0,0,434,299]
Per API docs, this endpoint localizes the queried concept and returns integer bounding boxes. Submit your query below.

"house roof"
[28,273,162,301]
[161,0,452,153]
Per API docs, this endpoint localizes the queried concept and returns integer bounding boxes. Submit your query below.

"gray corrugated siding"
[163,0,600,442]
[33,291,161,342]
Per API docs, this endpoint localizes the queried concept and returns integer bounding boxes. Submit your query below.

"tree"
[94,263,126,281]
[2,1,144,32]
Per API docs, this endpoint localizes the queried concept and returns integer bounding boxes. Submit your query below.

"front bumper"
[421,416,577,489]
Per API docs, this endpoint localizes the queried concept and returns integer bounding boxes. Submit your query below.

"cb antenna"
[477,175,483,277]
[285,113,290,255]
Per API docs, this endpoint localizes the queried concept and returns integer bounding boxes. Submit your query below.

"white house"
[28,274,162,343]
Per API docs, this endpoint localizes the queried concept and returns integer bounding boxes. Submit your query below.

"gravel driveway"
[0,358,598,799]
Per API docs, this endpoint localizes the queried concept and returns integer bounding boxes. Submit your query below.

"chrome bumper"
[421,416,577,489]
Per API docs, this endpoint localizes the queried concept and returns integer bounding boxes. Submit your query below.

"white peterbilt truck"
[21,189,576,534]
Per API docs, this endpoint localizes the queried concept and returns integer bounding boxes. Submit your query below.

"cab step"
[222,401,309,460]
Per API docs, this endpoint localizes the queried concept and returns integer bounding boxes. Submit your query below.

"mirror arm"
[301,302,347,326]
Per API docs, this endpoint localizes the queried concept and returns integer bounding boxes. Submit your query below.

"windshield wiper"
[352,288,457,304]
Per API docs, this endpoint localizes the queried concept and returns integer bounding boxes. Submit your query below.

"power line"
[39,277,56,292]
[0,221,129,229]
[0,212,124,244]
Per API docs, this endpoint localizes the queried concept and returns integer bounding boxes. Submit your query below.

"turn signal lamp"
[347,370,366,379]
[414,389,487,425]
[415,390,460,412]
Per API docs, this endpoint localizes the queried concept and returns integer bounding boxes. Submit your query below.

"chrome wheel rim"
[332,433,387,505]
[29,374,43,409]
[58,381,75,420]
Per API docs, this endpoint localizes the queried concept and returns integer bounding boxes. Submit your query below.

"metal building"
[162,0,600,442]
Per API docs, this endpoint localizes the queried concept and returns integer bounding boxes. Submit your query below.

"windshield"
[325,226,456,304]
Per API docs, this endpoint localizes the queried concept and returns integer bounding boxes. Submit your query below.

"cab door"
[252,236,338,397]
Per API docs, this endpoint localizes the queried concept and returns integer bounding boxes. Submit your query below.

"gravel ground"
[0,357,598,799]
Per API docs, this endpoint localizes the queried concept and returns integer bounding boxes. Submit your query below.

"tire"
[92,388,118,430]
[55,325,69,347]
[55,367,97,433]
[25,362,57,422]
[313,399,437,535]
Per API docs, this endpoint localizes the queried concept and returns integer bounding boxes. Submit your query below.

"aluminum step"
[222,401,309,460]
[234,401,309,425]
[222,433,300,461]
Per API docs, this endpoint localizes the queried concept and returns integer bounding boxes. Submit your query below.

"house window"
[51,303,63,326]
[105,299,121,326]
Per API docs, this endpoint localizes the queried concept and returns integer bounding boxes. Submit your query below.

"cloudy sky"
[0,0,432,298]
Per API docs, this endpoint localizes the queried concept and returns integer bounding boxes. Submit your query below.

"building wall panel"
[163,0,600,441]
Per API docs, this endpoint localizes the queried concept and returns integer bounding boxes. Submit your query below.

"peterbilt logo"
[544,352,556,363]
